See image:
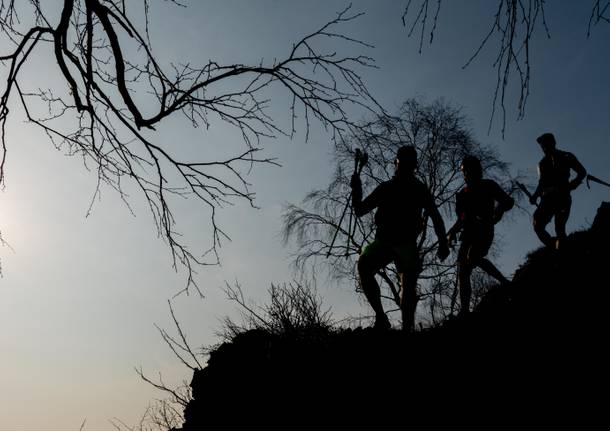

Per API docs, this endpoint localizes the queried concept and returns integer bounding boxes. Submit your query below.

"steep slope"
[173,202,609,429]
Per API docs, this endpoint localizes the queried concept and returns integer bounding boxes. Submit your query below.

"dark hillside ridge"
[173,203,610,429]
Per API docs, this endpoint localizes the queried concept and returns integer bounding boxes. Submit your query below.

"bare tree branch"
[114,300,201,430]
[0,1,380,292]
[403,0,551,137]
[588,0,610,36]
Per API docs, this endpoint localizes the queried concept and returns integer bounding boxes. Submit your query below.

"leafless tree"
[0,1,380,293]
[109,300,202,431]
[282,98,519,326]
[219,280,334,341]
[402,0,609,136]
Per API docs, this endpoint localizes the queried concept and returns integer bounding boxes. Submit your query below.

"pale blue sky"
[0,1,608,430]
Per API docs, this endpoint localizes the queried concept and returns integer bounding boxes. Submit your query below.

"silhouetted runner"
[530,133,586,249]
[351,145,449,331]
[447,155,514,316]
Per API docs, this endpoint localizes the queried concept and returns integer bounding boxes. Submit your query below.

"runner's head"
[536,132,556,156]
[460,155,483,184]
[395,145,417,176]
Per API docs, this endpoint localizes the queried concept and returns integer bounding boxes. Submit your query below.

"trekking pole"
[586,174,610,189]
[345,151,368,258]
[327,149,362,258]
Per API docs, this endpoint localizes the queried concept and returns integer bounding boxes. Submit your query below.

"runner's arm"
[568,154,587,190]
[352,179,381,217]
[531,163,543,204]
[492,181,514,223]
[447,192,464,243]
[424,190,449,259]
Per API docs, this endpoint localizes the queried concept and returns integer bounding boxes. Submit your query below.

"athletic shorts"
[360,239,420,274]
[534,191,572,225]
[458,224,494,263]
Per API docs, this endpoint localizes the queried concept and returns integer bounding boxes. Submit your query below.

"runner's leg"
[533,197,556,248]
[358,241,393,327]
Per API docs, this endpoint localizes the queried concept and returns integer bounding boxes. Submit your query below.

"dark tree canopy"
[0,1,380,292]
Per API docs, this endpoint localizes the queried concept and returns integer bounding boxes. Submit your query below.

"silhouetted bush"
[219,281,335,341]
